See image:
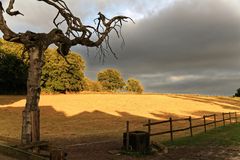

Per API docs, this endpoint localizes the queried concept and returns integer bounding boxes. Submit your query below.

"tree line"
[0,39,143,94]
[234,88,240,97]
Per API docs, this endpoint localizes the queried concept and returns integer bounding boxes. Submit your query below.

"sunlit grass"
[0,94,239,144]
[164,123,240,146]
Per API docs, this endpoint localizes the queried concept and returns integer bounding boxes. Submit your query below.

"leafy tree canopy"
[97,68,125,91]
[0,39,24,57]
[84,78,103,92]
[41,49,86,93]
[0,52,28,94]
[126,78,144,94]
[0,40,145,94]
[0,39,86,94]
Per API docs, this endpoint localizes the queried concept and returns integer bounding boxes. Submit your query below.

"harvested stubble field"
[0,93,239,145]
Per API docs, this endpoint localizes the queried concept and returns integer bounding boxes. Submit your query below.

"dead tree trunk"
[21,47,45,146]
[0,0,132,150]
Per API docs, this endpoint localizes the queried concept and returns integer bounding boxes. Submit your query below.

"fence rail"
[142,112,238,141]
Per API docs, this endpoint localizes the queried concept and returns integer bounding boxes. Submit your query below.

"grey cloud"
[81,0,240,95]
[142,72,240,95]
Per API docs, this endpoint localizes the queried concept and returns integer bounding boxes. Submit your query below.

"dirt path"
[159,146,240,160]
[1,142,239,160]
[0,154,17,160]
[66,141,240,160]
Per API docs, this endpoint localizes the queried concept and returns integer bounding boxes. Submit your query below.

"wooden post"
[222,113,225,126]
[148,119,151,135]
[189,116,193,137]
[169,117,173,141]
[214,114,216,128]
[235,112,238,123]
[229,112,232,124]
[203,115,206,133]
[50,148,67,160]
[147,119,151,144]
[126,121,129,151]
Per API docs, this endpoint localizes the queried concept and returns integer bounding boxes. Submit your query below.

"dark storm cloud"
[81,0,240,95]
[143,72,240,95]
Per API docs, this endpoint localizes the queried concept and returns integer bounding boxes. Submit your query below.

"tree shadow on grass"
[0,105,237,160]
[0,95,25,105]
[0,105,236,145]
[0,105,152,145]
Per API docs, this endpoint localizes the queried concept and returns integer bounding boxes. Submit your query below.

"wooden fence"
[142,112,238,141]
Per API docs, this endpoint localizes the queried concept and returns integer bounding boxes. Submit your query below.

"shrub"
[84,78,103,92]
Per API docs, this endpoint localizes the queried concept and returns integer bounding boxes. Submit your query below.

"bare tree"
[0,0,133,149]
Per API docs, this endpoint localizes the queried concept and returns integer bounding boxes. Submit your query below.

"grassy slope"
[0,94,239,144]
[164,123,240,146]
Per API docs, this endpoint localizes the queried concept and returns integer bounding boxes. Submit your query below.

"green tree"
[0,39,24,57]
[126,78,144,94]
[0,40,86,94]
[0,52,28,94]
[235,88,240,97]
[41,49,86,93]
[97,68,125,91]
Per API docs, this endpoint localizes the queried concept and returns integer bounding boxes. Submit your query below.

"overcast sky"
[1,0,240,95]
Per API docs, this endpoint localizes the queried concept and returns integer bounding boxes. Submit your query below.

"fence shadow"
[0,105,154,145]
[150,111,186,119]
[0,104,238,146]
[143,111,238,142]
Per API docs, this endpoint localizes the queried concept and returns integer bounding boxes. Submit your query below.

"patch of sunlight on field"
[1,94,239,119]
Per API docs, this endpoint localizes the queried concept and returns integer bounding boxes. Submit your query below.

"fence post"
[235,112,238,123]
[222,113,225,126]
[203,115,206,133]
[169,117,173,141]
[148,119,151,135]
[214,114,216,128]
[50,148,67,160]
[229,112,232,124]
[126,121,129,151]
[189,116,193,137]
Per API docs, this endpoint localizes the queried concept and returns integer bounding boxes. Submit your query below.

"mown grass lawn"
[164,123,240,147]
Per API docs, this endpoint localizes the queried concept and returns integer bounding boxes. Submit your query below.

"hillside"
[0,94,239,144]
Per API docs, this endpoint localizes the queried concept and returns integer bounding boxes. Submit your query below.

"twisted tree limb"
[0,0,134,57]
[6,0,23,16]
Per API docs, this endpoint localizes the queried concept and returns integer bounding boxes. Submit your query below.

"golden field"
[0,94,239,144]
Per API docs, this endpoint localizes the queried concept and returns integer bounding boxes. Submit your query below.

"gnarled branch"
[6,0,23,16]
[0,0,134,58]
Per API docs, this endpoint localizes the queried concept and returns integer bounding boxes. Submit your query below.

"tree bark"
[21,47,44,147]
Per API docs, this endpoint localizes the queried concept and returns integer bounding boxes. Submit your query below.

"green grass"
[163,123,240,147]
